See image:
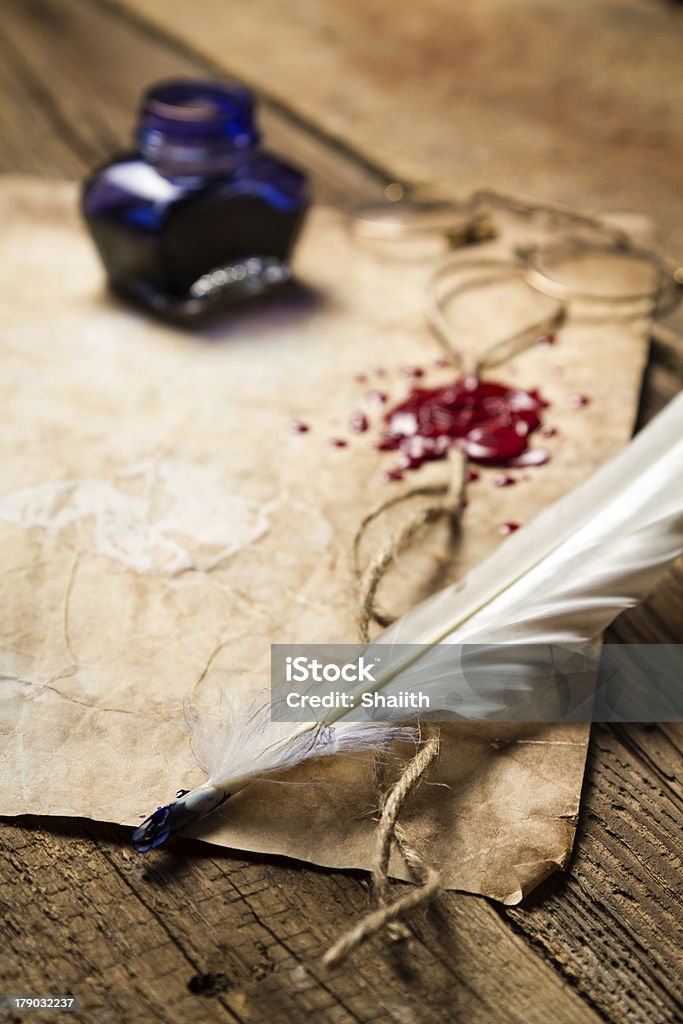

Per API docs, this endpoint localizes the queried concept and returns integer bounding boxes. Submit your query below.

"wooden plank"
[0,817,605,1024]
[501,574,683,1024]
[0,0,389,207]
[504,722,683,1024]
[106,0,683,253]
[0,2,680,1023]
[468,568,682,1023]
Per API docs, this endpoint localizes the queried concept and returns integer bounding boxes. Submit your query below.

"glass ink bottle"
[82,78,310,319]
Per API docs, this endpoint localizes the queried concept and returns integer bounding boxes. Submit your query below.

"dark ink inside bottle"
[82,78,310,319]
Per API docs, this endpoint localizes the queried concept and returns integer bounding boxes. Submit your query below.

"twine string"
[356,456,467,642]
[323,733,441,969]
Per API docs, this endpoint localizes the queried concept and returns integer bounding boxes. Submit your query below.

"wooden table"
[1,3,681,1022]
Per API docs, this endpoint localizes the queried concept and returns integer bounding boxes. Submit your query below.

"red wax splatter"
[372,367,387,378]
[353,373,367,384]
[367,390,388,407]
[350,410,369,433]
[328,438,348,448]
[433,357,452,368]
[289,420,310,434]
[535,333,556,346]
[401,366,425,378]
[499,522,520,535]
[569,393,591,408]
[541,425,558,438]
[378,376,549,470]
[494,474,516,487]
[382,468,404,483]
[466,469,480,483]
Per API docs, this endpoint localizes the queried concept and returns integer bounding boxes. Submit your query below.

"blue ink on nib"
[82,78,309,321]
[132,787,231,851]
[131,805,173,852]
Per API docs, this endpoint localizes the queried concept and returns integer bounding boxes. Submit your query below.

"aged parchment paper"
[0,178,651,903]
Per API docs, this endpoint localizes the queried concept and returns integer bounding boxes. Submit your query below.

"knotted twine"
[322,731,442,969]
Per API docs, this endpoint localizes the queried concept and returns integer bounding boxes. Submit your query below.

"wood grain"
[0,0,389,207]
[505,722,683,1024]
[110,0,683,252]
[0,1,681,1022]
[0,817,606,1024]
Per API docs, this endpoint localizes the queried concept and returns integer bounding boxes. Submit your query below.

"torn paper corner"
[503,855,571,906]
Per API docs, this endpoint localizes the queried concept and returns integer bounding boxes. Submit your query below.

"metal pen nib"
[132,785,229,852]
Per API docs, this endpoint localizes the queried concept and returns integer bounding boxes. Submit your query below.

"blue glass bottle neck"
[136,78,262,176]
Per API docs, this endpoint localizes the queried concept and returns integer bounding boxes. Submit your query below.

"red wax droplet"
[328,438,348,448]
[540,425,558,438]
[499,522,520,535]
[535,333,556,346]
[494,474,516,487]
[350,410,369,433]
[466,469,480,483]
[353,373,367,384]
[382,468,404,483]
[569,393,591,408]
[372,367,387,378]
[401,366,425,378]
[367,391,388,406]
[289,420,310,434]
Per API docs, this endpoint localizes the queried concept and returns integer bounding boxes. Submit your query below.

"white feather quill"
[133,393,683,851]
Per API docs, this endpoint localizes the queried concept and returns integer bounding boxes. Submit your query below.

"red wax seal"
[378,376,550,471]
